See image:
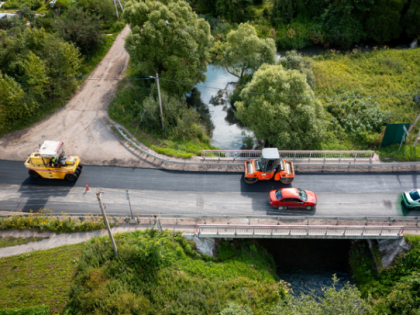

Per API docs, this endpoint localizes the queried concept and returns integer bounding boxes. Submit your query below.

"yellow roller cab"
[24,141,83,182]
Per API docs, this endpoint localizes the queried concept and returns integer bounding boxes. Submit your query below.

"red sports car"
[269,188,317,210]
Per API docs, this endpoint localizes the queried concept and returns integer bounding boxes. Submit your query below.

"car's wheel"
[278,206,286,210]
[28,170,40,178]
[78,164,83,169]
[306,206,313,210]
[65,173,78,182]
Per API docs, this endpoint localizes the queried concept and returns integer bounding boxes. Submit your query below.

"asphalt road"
[0,160,419,217]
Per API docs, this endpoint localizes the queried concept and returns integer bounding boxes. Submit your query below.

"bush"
[55,6,103,53]
[0,305,49,315]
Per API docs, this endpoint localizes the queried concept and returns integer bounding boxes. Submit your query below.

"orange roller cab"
[244,148,294,184]
[24,141,82,182]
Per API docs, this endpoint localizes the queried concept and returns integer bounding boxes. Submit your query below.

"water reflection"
[191,65,256,149]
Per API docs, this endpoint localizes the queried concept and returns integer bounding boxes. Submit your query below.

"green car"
[402,189,420,209]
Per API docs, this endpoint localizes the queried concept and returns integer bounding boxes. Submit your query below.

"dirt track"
[0,26,163,168]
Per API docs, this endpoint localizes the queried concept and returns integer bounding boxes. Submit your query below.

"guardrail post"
[309,152,311,162]
[362,227,366,235]
[417,217,419,227]
[365,217,369,225]
[293,152,296,161]
[217,227,219,235]
[336,217,339,225]
[248,216,250,225]
[271,227,273,236]
[277,216,280,225]
[389,217,393,226]
[289,228,291,235]
[235,226,237,236]
[343,227,347,236]
[307,227,310,236]
[325,227,328,236]
[253,226,255,235]
[227,217,230,225]
[176,216,178,225]
[380,227,384,236]
[149,215,152,224]
[339,152,342,163]
[354,152,357,163]
[307,217,309,225]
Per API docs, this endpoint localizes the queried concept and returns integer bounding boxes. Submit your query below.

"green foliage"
[0,211,111,233]
[275,21,314,50]
[67,231,285,315]
[350,236,420,314]
[404,0,420,39]
[215,0,253,23]
[377,145,420,162]
[280,50,315,88]
[77,0,117,26]
[109,78,216,158]
[270,275,372,314]
[0,305,49,315]
[220,301,254,315]
[327,95,392,143]
[1,0,43,10]
[320,1,366,49]
[0,71,26,124]
[366,0,405,44]
[235,64,325,149]
[123,0,213,95]
[55,6,103,53]
[0,243,84,313]
[216,23,276,78]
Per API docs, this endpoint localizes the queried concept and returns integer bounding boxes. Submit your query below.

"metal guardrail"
[196,224,404,239]
[116,124,420,170]
[201,150,375,162]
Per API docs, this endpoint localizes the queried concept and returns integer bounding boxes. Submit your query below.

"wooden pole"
[96,189,118,256]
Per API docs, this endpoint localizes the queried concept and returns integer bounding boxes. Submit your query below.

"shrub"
[0,305,49,315]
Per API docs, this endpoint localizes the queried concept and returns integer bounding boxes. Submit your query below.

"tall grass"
[66,230,287,314]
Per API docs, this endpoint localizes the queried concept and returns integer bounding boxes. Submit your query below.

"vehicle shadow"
[16,177,76,213]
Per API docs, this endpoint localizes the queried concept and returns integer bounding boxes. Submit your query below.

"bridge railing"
[201,150,375,162]
[196,224,404,239]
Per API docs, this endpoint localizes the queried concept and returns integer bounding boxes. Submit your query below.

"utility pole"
[113,0,119,18]
[156,73,164,129]
[96,189,118,256]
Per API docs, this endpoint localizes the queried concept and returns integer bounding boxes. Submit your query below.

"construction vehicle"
[244,148,294,184]
[24,141,82,182]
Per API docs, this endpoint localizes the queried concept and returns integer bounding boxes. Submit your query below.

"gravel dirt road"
[0,26,163,168]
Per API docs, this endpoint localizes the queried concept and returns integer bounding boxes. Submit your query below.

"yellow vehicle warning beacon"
[24,141,82,181]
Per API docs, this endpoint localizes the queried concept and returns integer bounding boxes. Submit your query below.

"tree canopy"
[235,64,325,149]
[123,0,213,95]
[215,23,276,78]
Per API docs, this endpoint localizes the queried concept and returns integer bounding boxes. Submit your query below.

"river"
[258,239,354,296]
[187,65,256,150]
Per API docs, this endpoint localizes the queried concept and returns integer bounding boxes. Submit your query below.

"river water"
[188,65,256,149]
[258,239,354,296]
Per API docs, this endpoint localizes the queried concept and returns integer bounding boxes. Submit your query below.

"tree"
[215,0,253,23]
[123,0,213,95]
[77,0,117,26]
[404,0,420,40]
[0,71,26,123]
[366,0,405,44]
[280,50,315,88]
[22,51,49,99]
[55,6,103,53]
[235,64,325,149]
[218,23,276,78]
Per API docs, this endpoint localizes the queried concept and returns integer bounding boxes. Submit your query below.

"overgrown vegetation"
[350,235,420,314]
[0,211,111,233]
[0,243,84,314]
[0,236,48,248]
[0,0,124,137]
[66,230,286,314]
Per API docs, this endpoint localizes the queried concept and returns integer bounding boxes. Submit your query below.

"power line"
[83,76,420,99]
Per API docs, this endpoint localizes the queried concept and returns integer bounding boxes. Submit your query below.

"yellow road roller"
[24,141,82,181]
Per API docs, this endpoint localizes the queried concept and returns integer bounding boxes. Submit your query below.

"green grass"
[0,236,48,249]
[0,243,84,314]
[313,48,420,124]
[66,230,287,314]
[110,81,218,158]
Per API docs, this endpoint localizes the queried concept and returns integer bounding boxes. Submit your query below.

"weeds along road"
[0,160,419,217]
